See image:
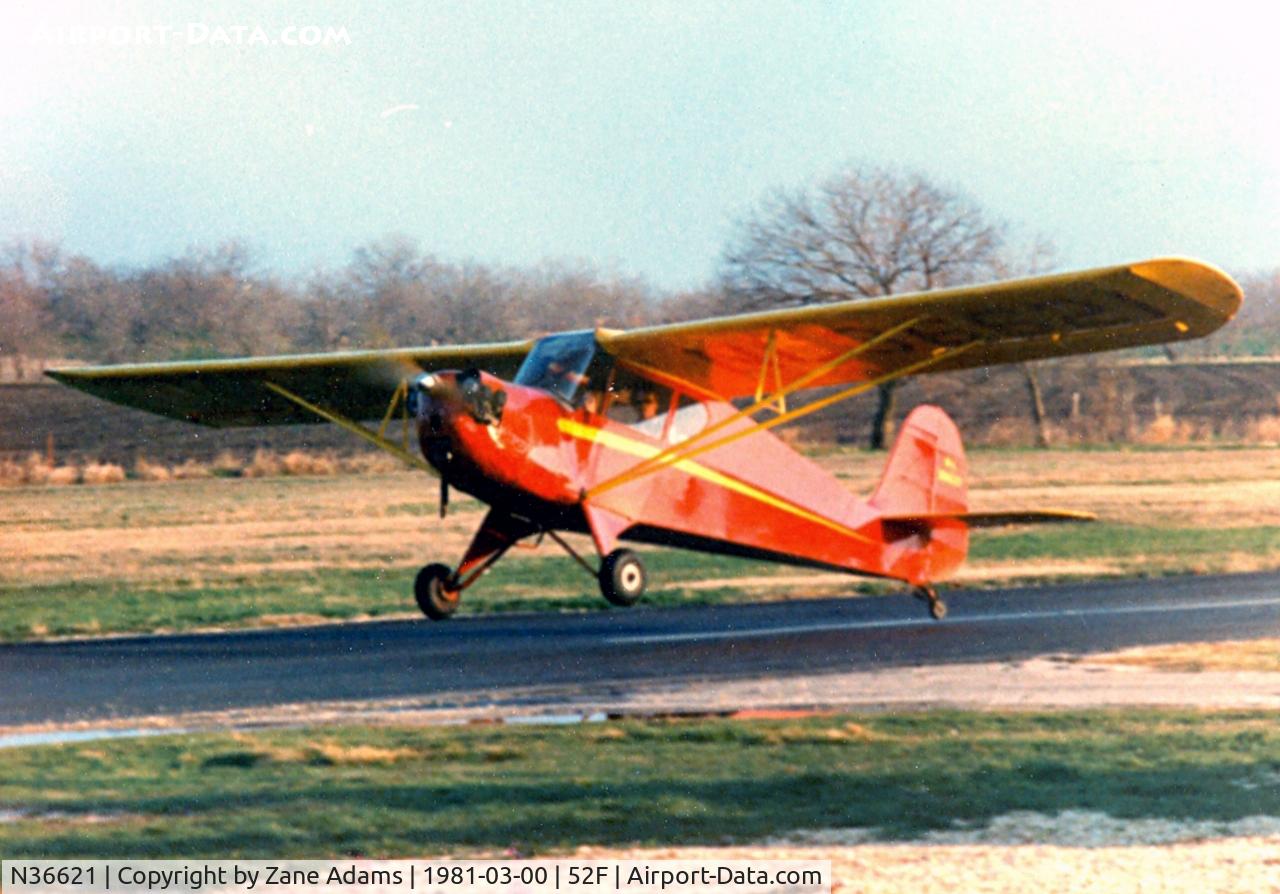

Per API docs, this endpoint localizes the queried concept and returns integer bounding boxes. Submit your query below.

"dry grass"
[1247,415,1280,444]
[338,452,406,475]
[280,450,339,476]
[0,471,474,588]
[763,722,881,745]
[0,452,68,486]
[219,733,422,766]
[81,462,126,485]
[2,446,414,488]
[170,459,212,480]
[1133,414,1224,446]
[239,449,344,477]
[210,450,244,475]
[818,446,1280,527]
[3,446,1280,595]
[1,445,1277,643]
[241,448,282,478]
[45,465,79,486]
[1088,639,1280,673]
[133,457,171,482]
[310,742,421,765]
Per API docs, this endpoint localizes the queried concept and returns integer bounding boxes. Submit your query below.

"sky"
[0,0,1276,290]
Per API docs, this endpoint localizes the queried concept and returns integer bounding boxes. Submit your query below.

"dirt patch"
[1088,638,1280,673]
[953,560,1118,582]
[573,830,1280,893]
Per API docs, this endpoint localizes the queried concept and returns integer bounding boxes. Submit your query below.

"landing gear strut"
[914,584,947,620]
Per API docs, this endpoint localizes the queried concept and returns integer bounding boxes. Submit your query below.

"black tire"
[415,563,460,620]
[598,549,646,607]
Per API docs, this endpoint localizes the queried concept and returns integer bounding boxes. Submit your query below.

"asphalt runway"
[5,571,1280,728]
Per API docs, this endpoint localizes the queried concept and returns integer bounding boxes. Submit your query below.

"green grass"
[4,525,1280,642]
[972,524,1280,563]
[0,550,881,642]
[3,710,1280,856]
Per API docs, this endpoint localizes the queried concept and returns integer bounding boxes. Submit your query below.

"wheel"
[598,549,646,607]
[914,584,947,620]
[415,563,461,620]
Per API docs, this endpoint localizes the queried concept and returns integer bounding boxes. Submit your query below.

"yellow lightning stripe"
[559,418,875,546]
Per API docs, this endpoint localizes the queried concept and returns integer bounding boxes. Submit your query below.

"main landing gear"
[412,548,648,620]
[598,549,647,607]
[914,584,947,620]
[412,512,649,620]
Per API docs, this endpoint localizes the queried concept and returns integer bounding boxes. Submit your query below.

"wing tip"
[1128,256,1244,324]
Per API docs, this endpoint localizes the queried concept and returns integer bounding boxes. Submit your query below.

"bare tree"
[133,241,294,360]
[1196,268,1280,357]
[504,260,656,336]
[721,165,1005,449]
[991,237,1058,447]
[0,265,49,378]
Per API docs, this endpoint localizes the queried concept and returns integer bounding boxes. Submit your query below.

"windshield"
[514,331,598,405]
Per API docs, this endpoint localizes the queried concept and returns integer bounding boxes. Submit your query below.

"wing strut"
[754,330,787,414]
[588,334,977,500]
[262,381,435,473]
[599,315,925,497]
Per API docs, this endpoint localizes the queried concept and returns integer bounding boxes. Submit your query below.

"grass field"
[3,710,1280,857]
[3,445,1280,641]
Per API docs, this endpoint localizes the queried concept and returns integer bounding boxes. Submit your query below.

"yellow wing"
[47,342,532,427]
[597,258,1242,400]
[47,258,1241,428]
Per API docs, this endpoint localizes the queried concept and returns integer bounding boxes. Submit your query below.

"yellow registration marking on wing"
[559,418,874,546]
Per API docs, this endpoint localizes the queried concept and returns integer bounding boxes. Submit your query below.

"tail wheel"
[598,549,646,607]
[914,584,947,620]
[415,563,461,620]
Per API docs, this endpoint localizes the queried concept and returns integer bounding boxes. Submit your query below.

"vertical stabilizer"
[870,405,968,516]
[869,405,969,584]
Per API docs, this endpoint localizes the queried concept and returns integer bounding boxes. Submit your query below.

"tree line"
[0,236,699,371]
[2,164,1276,447]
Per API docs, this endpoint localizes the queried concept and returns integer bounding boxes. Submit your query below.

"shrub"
[340,452,408,475]
[82,462,127,485]
[46,465,80,486]
[172,459,213,480]
[242,449,282,478]
[134,457,172,482]
[22,452,53,485]
[281,450,338,476]
[210,450,243,476]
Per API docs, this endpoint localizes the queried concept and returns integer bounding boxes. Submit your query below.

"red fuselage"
[414,369,968,586]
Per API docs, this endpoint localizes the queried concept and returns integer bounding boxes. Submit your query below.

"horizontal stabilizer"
[882,509,1097,529]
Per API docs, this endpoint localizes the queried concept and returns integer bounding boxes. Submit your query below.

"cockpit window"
[514,331,598,405]
[602,366,708,444]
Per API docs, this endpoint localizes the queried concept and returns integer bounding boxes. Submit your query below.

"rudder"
[869,405,969,585]
[869,404,968,517]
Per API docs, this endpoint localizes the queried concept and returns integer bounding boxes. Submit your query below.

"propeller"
[440,474,449,518]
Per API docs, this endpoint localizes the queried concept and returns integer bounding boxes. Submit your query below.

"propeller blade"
[440,475,449,519]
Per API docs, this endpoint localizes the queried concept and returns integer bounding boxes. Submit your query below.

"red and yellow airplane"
[50,258,1241,620]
